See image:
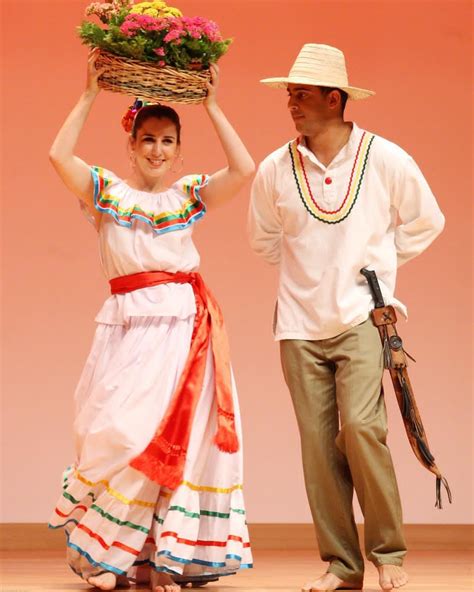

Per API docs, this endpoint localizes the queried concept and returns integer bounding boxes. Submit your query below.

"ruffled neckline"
[91,167,208,235]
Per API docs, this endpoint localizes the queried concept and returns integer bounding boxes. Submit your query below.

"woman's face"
[131,117,179,179]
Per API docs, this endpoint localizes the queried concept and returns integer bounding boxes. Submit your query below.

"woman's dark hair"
[131,104,181,144]
[319,87,349,114]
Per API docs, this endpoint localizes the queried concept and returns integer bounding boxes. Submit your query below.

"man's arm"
[392,155,445,267]
[247,160,282,265]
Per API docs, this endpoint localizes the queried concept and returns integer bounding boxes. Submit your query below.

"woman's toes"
[88,572,117,590]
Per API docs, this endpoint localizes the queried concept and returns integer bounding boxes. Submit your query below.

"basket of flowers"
[78,0,231,103]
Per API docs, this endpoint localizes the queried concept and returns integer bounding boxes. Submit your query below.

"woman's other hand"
[199,62,255,208]
[48,47,106,217]
[86,47,106,96]
[203,63,219,108]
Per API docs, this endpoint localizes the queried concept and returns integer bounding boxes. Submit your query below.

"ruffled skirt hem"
[49,466,253,581]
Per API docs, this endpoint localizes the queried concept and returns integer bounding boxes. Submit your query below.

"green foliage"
[79,22,153,60]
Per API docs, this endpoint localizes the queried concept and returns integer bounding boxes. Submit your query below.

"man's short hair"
[319,87,349,114]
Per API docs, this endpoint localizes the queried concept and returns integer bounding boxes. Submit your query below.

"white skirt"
[49,311,252,581]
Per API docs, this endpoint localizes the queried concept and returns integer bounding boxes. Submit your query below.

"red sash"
[109,271,239,490]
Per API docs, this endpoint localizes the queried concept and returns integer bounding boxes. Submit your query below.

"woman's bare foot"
[378,565,408,590]
[302,572,362,591]
[150,570,181,592]
[88,572,117,590]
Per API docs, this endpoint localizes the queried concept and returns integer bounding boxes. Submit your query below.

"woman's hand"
[199,60,255,208]
[203,63,219,108]
[86,47,106,96]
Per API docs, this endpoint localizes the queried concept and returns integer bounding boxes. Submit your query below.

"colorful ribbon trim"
[54,521,249,561]
[109,271,239,490]
[74,470,156,507]
[91,167,207,235]
[289,132,375,224]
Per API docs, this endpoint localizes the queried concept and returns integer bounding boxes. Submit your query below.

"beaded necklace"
[289,131,375,224]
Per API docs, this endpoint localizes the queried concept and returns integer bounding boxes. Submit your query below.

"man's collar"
[297,123,363,169]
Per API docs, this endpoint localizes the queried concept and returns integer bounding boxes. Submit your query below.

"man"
[248,44,444,591]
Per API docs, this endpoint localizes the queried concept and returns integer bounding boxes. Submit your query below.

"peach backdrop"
[2,0,472,525]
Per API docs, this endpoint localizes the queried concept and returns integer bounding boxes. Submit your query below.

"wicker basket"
[95,50,211,104]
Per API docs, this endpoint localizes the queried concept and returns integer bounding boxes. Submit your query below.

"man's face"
[287,84,331,134]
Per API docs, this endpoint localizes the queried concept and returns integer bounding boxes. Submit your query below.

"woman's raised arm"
[49,48,106,210]
[199,64,255,209]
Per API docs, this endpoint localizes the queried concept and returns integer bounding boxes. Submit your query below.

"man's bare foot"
[302,572,362,591]
[88,572,117,590]
[378,565,408,590]
[150,570,181,592]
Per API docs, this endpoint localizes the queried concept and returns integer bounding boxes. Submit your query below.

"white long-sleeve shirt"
[248,123,445,341]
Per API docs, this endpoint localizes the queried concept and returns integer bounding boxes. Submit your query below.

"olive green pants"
[280,319,406,583]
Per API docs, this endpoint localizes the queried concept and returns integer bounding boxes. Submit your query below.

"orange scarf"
[109,271,239,490]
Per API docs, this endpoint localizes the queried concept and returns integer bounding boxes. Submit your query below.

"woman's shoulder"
[90,165,124,198]
[91,165,121,183]
[172,174,210,200]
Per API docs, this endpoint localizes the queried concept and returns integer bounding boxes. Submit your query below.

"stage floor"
[1,549,472,592]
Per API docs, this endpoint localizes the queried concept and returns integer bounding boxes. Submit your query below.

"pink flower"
[155,47,165,56]
[178,16,223,42]
[158,60,166,67]
[86,0,133,22]
[120,13,168,36]
[120,22,135,37]
[163,28,182,42]
[119,13,224,46]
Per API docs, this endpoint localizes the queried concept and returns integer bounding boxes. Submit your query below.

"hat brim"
[260,76,375,100]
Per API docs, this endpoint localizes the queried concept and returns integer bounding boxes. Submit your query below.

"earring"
[170,156,184,174]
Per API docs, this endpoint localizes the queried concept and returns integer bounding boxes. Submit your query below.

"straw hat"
[261,43,375,100]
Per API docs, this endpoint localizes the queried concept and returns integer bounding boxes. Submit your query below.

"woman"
[48,48,254,592]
